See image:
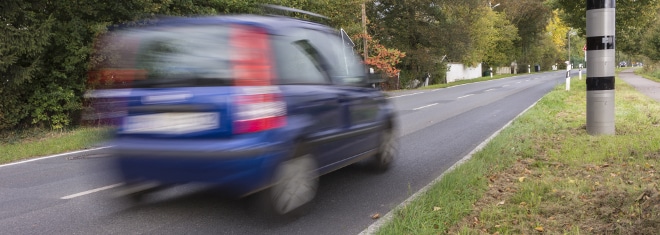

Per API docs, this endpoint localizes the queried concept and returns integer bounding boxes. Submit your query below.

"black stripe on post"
[586,36,615,50]
[587,0,615,10]
[586,76,615,90]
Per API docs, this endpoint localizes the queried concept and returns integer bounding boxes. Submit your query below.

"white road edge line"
[457,94,473,99]
[412,103,438,111]
[485,89,496,92]
[0,146,113,168]
[386,92,424,99]
[359,96,545,235]
[60,183,124,200]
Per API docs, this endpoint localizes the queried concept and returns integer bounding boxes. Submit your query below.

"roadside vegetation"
[637,64,660,83]
[0,127,111,164]
[376,72,660,234]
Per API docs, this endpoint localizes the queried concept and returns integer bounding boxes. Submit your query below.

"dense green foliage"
[553,0,660,57]
[1,0,225,130]
[495,0,554,68]
[643,17,660,62]
[366,0,521,84]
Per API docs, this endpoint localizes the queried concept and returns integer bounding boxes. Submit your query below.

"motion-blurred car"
[94,7,398,216]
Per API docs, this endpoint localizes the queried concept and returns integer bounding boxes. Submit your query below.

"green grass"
[635,67,660,83]
[377,72,660,234]
[0,127,112,164]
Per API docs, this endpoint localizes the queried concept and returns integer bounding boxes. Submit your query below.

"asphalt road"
[618,68,660,102]
[0,70,576,234]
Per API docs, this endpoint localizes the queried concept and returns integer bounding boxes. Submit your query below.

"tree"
[546,10,569,53]
[366,0,445,83]
[479,9,520,67]
[0,0,224,130]
[495,0,553,66]
[0,0,55,129]
[352,33,406,77]
[366,0,523,84]
[553,0,660,57]
[367,0,497,84]
[544,9,572,67]
[643,18,660,61]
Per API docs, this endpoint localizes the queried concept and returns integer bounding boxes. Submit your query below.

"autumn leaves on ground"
[379,72,660,234]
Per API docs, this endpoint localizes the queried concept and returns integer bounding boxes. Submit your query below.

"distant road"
[0,70,575,234]
[618,68,660,102]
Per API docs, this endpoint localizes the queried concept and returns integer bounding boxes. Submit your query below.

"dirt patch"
[645,151,660,160]
[448,157,660,234]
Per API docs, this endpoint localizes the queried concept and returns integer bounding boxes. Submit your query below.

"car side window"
[272,36,329,85]
[305,30,366,85]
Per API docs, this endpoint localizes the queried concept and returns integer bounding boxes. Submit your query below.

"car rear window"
[95,25,237,88]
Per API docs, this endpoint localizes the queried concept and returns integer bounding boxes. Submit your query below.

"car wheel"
[259,154,318,217]
[368,127,397,172]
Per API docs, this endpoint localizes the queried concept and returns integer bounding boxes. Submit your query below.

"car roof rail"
[260,4,329,24]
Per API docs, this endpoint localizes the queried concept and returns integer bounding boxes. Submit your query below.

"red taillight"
[230,25,282,134]
[231,25,274,86]
[233,88,286,134]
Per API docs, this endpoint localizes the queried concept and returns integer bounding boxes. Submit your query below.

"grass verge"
[0,127,112,165]
[377,73,660,234]
[635,67,660,83]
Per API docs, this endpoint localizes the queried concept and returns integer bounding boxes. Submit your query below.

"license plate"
[123,112,219,134]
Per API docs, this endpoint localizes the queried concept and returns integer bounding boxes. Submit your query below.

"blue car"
[98,8,397,216]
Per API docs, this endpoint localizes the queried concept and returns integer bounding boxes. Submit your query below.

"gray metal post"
[586,0,615,135]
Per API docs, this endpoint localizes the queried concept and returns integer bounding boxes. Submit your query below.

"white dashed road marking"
[387,92,424,99]
[412,103,438,111]
[60,183,124,200]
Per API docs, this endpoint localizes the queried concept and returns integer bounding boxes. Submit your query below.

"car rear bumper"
[111,138,290,197]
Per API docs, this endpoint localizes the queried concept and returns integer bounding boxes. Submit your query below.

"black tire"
[256,153,318,218]
[367,127,397,172]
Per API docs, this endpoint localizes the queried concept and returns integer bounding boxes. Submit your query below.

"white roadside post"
[579,64,583,80]
[490,67,493,78]
[565,62,571,91]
